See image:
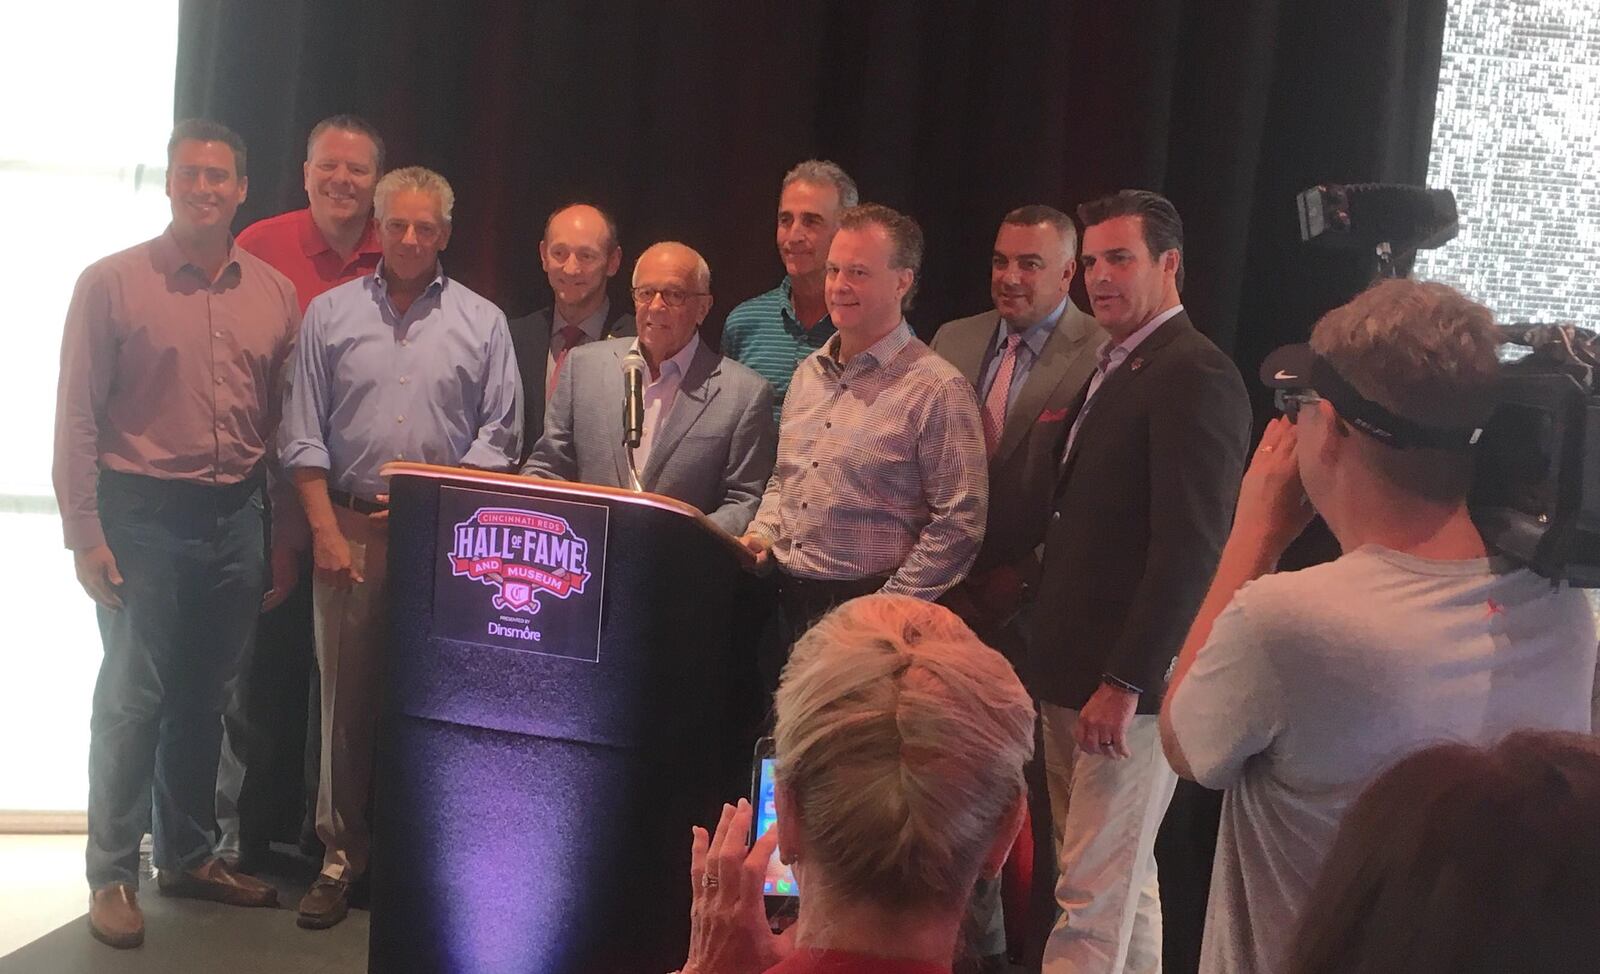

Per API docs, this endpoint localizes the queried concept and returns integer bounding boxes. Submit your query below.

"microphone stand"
[622,349,648,493]
[625,445,644,493]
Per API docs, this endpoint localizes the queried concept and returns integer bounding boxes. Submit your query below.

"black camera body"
[1471,335,1600,587]
[1298,182,1600,585]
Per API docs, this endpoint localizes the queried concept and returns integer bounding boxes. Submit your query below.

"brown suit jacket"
[1027,311,1251,714]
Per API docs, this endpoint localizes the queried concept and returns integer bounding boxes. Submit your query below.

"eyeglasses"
[632,287,708,308]
[1275,389,1324,424]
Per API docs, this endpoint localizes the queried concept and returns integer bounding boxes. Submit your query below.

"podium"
[369,463,757,974]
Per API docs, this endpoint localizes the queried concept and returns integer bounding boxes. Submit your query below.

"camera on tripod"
[1297,182,1600,585]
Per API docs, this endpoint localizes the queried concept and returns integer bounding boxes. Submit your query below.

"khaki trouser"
[313,505,390,882]
[1040,703,1177,974]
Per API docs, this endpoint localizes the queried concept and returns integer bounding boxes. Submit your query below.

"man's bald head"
[633,241,711,293]
[540,202,623,315]
[544,203,619,253]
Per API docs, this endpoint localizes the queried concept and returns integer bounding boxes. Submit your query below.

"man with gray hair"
[279,165,522,928]
[523,241,775,534]
[722,159,858,418]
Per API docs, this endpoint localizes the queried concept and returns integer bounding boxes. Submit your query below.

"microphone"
[622,350,647,450]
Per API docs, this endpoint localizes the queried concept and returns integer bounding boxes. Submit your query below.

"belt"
[777,571,890,630]
[328,489,388,515]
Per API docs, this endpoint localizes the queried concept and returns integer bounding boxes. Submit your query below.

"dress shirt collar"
[1098,303,1183,371]
[555,298,612,341]
[299,211,382,260]
[778,275,833,333]
[996,295,1068,359]
[823,319,912,371]
[371,259,447,300]
[631,332,701,383]
[152,225,243,285]
[778,275,796,321]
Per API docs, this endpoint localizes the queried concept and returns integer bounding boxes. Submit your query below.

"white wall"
[0,0,178,813]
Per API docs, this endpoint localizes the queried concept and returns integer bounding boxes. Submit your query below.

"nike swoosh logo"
[1274,369,1299,381]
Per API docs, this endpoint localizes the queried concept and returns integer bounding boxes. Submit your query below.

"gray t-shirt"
[1168,545,1598,974]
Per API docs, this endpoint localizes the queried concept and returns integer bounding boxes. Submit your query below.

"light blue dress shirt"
[279,263,523,498]
[977,296,1069,419]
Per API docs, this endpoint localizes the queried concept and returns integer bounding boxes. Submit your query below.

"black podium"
[369,463,756,974]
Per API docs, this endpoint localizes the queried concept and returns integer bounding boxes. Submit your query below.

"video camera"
[1298,183,1600,585]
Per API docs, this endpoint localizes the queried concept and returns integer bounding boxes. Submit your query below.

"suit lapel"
[525,308,554,365]
[603,304,637,339]
[640,341,720,488]
[605,343,633,488]
[1057,313,1191,485]
[995,303,1098,465]
[948,312,1000,386]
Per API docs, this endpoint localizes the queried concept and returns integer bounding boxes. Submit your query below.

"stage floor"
[0,842,367,974]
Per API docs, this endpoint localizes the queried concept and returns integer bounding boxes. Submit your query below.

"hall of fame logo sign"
[448,507,591,613]
[432,486,609,662]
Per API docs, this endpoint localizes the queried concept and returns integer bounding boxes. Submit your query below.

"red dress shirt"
[236,208,382,312]
[53,228,300,550]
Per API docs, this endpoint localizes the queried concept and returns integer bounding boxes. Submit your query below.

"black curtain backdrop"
[178,0,1445,371]
[176,2,1446,970]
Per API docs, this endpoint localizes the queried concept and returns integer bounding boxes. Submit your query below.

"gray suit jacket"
[507,303,636,459]
[930,301,1101,572]
[523,336,777,535]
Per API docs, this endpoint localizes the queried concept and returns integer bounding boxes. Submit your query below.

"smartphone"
[751,737,799,908]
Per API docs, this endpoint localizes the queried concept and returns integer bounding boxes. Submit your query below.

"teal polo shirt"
[721,276,836,419]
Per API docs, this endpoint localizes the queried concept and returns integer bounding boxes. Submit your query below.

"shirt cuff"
[1102,673,1144,694]
[279,439,331,472]
[62,513,106,552]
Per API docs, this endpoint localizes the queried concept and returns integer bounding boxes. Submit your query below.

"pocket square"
[1037,407,1071,424]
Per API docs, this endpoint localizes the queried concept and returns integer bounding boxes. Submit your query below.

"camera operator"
[1158,277,1599,974]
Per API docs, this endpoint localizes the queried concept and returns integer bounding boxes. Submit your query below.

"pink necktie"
[547,325,588,402]
[983,333,1022,457]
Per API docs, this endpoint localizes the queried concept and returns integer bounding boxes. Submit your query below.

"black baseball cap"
[1261,343,1484,450]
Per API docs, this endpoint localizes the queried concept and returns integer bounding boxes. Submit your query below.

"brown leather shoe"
[156,856,279,907]
[296,875,350,929]
[88,883,144,949]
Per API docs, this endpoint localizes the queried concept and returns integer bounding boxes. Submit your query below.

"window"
[0,1,179,816]
[1413,0,1600,326]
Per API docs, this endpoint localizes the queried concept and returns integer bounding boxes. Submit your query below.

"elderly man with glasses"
[522,241,776,535]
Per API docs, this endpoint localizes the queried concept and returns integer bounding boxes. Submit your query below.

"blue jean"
[86,470,265,889]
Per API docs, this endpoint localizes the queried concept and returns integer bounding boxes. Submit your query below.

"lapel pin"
[1130,356,1146,372]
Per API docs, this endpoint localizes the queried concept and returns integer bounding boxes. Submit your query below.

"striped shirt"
[721,277,836,419]
[748,321,988,602]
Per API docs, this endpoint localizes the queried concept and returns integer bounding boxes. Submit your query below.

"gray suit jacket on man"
[507,303,636,459]
[930,301,1102,576]
[523,336,777,535]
